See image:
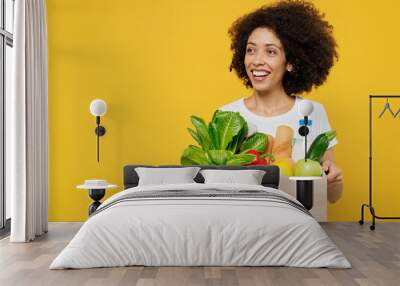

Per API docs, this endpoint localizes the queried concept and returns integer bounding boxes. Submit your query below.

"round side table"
[289,176,322,210]
[77,183,117,216]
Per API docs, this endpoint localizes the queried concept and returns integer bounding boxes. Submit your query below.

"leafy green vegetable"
[240,132,268,154]
[214,112,243,149]
[191,116,211,151]
[181,110,267,166]
[306,130,336,162]
[227,115,248,153]
[226,153,256,166]
[181,145,210,165]
[187,128,202,146]
[207,150,234,165]
[212,110,231,123]
[208,122,220,150]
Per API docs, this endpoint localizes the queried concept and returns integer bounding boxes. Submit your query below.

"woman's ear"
[287,63,294,72]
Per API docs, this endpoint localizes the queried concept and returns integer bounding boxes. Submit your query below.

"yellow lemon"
[272,158,294,177]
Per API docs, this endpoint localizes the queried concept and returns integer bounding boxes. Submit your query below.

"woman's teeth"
[252,70,270,80]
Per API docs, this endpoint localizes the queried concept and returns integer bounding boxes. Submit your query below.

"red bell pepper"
[246,150,270,165]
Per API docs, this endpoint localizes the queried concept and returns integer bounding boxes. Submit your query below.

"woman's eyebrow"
[247,41,282,49]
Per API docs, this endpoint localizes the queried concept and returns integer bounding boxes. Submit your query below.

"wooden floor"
[0,222,399,286]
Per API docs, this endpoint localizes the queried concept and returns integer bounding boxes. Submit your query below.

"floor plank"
[0,222,399,286]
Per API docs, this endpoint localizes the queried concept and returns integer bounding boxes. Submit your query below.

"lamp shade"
[298,99,314,117]
[90,99,107,116]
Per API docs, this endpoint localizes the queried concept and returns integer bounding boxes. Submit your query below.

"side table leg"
[89,201,101,216]
[88,189,105,216]
[296,180,313,210]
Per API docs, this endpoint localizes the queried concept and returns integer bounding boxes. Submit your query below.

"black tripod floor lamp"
[359,95,400,230]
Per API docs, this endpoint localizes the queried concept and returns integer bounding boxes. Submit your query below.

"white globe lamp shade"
[90,99,107,117]
[298,100,314,117]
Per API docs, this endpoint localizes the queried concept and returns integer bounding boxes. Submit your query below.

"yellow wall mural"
[47,0,400,221]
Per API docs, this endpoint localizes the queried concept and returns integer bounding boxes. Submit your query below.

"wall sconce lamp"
[294,100,316,211]
[297,100,314,161]
[89,99,107,162]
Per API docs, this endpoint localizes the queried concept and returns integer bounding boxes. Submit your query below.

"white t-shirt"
[218,96,338,161]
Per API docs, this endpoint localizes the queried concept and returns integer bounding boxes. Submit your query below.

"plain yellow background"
[46,0,400,221]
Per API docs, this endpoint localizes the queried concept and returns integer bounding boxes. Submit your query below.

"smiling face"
[244,27,292,93]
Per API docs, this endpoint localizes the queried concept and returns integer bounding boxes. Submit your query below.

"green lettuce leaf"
[181,145,210,165]
[187,128,201,147]
[226,153,256,166]
[214,112,243,150]
[227,116,248,153]
[240,132,267,153]
[208,122,220,150]
[207,150,234,165]
[191,116,211,151]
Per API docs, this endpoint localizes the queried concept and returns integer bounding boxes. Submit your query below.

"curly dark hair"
[228,0,338,95]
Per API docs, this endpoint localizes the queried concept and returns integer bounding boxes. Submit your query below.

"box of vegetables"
[181,110,336,177]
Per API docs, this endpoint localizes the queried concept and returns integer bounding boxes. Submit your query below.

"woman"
[219,0,343,203]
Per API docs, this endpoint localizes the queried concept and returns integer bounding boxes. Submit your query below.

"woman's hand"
[322,160,343,184]
[322,149,343,203]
